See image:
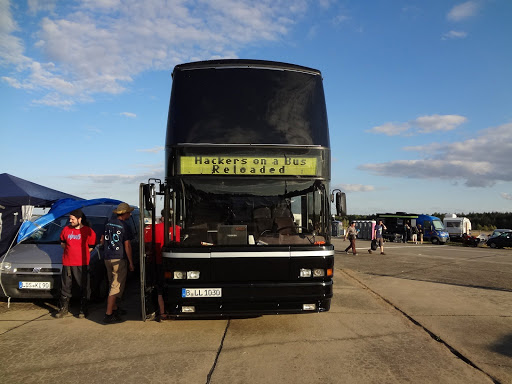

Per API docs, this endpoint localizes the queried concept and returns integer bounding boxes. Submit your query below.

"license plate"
[182,288,222,298]
[19,281,51,290]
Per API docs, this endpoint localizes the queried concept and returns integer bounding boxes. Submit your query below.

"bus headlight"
[313,268,325,277]
[173,271,186,279]
[187,271,200,280]
[300,268,312,278]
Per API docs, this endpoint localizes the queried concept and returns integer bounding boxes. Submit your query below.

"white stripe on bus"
[162,250,334,259]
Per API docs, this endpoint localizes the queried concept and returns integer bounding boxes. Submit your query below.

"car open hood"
[1,244,63,265]
[17,198,122,243]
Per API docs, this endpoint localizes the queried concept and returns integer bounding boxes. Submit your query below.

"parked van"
[415,214,449,244]
[443,214,472,241]
[376,212,449,244]
[0,203,140,300]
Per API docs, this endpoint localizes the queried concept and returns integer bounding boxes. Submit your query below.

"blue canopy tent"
[0,173,80,257]
[17,198,123,243]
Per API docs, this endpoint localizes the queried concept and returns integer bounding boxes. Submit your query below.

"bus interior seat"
[272,205,296,235]
[253,206,273,235]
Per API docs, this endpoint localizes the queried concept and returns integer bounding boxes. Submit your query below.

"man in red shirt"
[55,209,97,319]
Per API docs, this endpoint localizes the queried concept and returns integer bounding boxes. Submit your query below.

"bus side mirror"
[142,184,154,210]
[336,192,346,217]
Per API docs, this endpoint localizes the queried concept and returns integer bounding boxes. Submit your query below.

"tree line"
[336,212,512,231]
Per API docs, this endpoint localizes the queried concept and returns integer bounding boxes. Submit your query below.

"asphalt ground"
[0,239,509,384]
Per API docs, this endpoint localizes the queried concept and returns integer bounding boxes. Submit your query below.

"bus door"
[139,180,163,321]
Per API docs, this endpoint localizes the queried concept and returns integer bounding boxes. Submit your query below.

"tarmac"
[0,238,509,383]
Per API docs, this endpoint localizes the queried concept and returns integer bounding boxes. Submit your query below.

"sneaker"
[353,253,358,255]
[78,309,88,319]
[114,307,127,316]
[345,251,349,254]
[380,252,386,255]
[103,313,123,324]
[368,249,372,254]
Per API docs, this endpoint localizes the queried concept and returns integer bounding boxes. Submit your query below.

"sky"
[1,0,511,216]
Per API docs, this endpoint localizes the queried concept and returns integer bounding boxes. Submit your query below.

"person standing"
[56,209,96,319]
[411,224,418,244]
[344,222,358,255]
[144,210,181,321]
[403,221,410,243]
[101,202,135,323]
[369,220,387,255]
[417,224,424,244]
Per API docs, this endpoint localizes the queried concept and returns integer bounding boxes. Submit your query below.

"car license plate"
[19,281,51,290]
[182,288,222,298]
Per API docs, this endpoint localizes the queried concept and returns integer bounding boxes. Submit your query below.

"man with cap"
[100,202,135,323]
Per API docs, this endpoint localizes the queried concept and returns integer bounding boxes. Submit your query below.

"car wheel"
[489,242,497,248]
[431,238,439,245]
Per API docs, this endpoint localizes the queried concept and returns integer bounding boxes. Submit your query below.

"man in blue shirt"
[369,220,387,255]
[100,202,135,323]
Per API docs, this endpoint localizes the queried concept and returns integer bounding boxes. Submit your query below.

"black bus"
[140,60,345,319]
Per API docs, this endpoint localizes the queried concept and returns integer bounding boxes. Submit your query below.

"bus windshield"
[176,178,329,246]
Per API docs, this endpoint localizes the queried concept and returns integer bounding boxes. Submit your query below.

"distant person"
[144,210,181,321]
[56,209,96,319]
[368,220,387,255]
[100,202,135,324]
[403,221,410,243]
[344,222,358,255]
[411,224,418,244]
[417,224,424,244]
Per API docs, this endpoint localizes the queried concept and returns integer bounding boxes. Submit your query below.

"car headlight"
[0,262,13,272]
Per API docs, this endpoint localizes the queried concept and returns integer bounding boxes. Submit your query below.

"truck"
[376,212,449,244]
[443,214,472,241]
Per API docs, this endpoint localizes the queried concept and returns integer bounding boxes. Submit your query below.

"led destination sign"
[180,156,318,176]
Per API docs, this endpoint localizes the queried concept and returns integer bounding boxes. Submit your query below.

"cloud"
[501,193,512,201]
[336,184,375,192]
[359,122,512,188]
[0,0,31,67]
[120,112,136,118]
[442,30,468,40]
[447,1,480,22]
[367,114,467,136]
[1,0,317,107]
[68,167,165,186]
[137,146,164,154]
[414,114,467,133]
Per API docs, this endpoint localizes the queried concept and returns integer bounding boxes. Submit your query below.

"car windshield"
[23,216,106,244]
[433,220,445,231]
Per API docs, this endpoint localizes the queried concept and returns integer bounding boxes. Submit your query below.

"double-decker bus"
[140,60,345,319]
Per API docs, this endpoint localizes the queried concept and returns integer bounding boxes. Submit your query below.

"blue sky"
[1,0,511,215]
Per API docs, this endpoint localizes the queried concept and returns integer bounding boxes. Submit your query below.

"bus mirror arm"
[331,189,346,217]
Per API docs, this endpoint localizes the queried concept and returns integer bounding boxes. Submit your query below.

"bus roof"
[172,59,322,77]
[166,59,329,147]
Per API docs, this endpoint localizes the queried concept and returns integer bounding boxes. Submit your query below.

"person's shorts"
[377,238,384,246]
[105,259,127,297]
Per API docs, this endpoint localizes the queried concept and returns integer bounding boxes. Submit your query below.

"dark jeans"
[61,265,89,299]
[344,239,356,254]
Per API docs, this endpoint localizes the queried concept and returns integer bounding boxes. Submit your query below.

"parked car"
[486,232,512,249]
[489,229,512,238]
[0,204,139,300]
